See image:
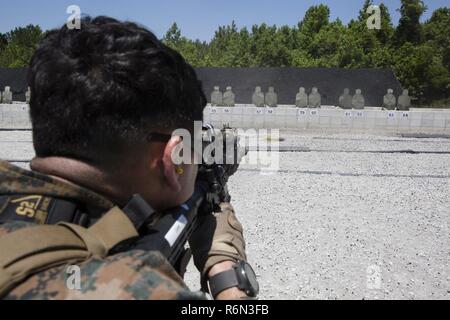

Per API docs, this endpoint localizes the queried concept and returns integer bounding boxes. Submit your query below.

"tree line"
[0,0,449,106]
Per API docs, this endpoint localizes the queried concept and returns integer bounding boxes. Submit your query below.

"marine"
[0,16,256,300]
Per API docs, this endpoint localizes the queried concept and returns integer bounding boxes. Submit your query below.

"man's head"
[28,16,206,211]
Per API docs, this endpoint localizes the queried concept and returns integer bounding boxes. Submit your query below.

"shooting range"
[1,67,449,299]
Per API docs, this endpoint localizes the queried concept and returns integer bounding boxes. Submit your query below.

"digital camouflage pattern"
[0,160,205,300]
[0,159,114,215]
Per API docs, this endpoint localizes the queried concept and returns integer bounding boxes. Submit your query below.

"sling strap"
[0,206,139,298]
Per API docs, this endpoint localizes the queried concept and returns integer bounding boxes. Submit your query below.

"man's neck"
[30,157,129,205]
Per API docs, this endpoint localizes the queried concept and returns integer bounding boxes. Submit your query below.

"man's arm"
[189,203,255,300]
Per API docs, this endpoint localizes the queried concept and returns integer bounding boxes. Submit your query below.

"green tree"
[309,20,345,66]
[377,3,395,45]
[347,1,395,68]
[208,21,241,66]
[393,42,449,102]
[163,22,182,46]
[249,23,291,67]
[423,8,450,54]
[0,25,43,67]
[162,22,210,67]
[394,0,427,45]
[443,41,450,72]
[298,4,330,35]
[296,4,330,52]
[0,33,7,51]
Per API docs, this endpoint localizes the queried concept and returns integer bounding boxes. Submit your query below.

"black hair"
[28,16,206,165]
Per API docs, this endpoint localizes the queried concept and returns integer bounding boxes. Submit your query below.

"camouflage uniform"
[0,160,205,300]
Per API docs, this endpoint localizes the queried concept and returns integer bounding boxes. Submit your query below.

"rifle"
[127,124,247,276]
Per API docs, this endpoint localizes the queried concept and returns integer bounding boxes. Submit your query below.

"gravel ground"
[1,130,449,300]
[185,131,450,300]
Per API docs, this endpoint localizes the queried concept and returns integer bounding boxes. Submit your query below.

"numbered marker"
[223,108,230,114]
[256,108,264,115]
[388,112,395,118]
[402,112,409,118]
[345,111,352,118]
[356,111,363,117]
[266,108,274,115]
[310,110,318,116]
[297,109,307,122]
[211,108,217,113]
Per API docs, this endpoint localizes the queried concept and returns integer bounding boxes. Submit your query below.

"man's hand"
[189,203,247,297]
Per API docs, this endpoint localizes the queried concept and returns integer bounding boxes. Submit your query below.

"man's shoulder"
[0,222,204,300]
[0,160,114,216]
[5,248,205,300]
[0,163,205,300]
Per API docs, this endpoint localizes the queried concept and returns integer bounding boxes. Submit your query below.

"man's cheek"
[193,164,199,180]
[180,165,197,200]
[189,167,197,192]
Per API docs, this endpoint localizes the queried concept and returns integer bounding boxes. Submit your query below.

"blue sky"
[0,0,448,41]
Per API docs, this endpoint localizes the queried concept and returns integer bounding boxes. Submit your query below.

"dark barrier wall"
[196,67,404,107]
[0,68,28,101]
[1,67,403,106]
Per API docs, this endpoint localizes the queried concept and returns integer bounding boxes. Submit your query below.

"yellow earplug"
[175,167,184,175]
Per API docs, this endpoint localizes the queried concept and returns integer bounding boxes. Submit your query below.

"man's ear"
[162,136,182,193]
